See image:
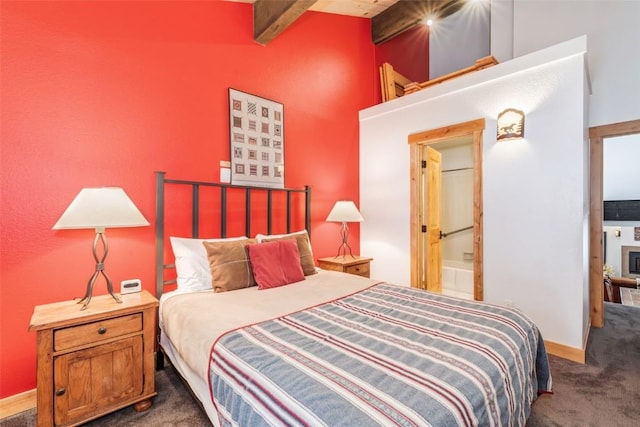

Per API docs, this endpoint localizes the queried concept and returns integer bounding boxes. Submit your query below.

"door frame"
[589,119,640,328]
[409,118,485,300]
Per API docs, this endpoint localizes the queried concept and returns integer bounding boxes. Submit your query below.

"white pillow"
[170,236,247,292]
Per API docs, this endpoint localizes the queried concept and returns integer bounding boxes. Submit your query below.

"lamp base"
[78,269,122,310]
[334,244,356,259]
[78,231,122,310]
[333,222,356,259]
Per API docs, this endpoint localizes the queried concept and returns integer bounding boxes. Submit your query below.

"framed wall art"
[229,88,284,188]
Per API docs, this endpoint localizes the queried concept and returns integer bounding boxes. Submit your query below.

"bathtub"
[441,260,474,300]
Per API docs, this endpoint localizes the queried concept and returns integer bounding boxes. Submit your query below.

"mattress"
[159,269,551,426]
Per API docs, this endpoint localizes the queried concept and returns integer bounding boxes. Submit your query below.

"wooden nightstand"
[318,256,373,278]
[29,290,158,427]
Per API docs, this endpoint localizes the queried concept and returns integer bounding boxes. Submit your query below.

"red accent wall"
[375,24,430,83]
[0,1,376,397]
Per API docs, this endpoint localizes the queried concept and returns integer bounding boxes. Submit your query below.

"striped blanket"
[209,283,552,427]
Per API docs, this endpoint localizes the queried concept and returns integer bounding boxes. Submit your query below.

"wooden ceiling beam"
[372,0,466,45]
[253,0,318,45]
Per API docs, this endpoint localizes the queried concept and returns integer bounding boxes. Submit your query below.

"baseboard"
[544,339,586,364]
[0,389,36,419]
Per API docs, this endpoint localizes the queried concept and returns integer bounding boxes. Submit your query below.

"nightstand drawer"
[54,313,142,351]
[318,256,372,279]
[345,263,370,277]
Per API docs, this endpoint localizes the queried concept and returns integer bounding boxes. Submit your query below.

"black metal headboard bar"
[220,186,227,237]
[267,190,273,235]
[192,184,200,237]
[245,189,251,237]
[287,191,292,234]
[155,171,311,298]
[154,172,167,296]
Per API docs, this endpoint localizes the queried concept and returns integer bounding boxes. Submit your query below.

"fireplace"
[630,252,640,275]
[621,246,640,279]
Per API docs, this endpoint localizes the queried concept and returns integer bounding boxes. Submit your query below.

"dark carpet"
[526,302,640,427]
[3,303,638,426]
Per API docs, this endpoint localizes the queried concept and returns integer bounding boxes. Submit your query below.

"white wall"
[603,134,640,201]
[490,0,514,62]
[360,38,590,350]
[492,0,640,127]
[439,144,474,263]
[429,0,490,79]
[602,134,640,274]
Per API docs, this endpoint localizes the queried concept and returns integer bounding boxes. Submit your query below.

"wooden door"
[423,146,442,292]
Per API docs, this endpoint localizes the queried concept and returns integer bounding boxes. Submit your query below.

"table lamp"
[53,187,149,310]
[326,200,364,259]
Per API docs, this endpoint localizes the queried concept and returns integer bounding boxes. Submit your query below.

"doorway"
[589,119,640,327]
[408,119,485,300]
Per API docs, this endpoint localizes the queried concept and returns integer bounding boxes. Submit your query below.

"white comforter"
[159,269,378,382]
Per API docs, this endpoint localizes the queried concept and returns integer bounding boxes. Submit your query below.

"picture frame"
[229,88,284,188]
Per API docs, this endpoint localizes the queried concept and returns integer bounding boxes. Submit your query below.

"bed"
[155,172,552,427]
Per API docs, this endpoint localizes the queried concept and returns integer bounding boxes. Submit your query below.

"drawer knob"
[98,327,107,334]
[56,388,66,396]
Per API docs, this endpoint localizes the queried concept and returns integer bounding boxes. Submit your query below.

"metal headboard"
[154,171,311,299]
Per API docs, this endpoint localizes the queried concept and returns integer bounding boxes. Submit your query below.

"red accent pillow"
[247,239,305,290]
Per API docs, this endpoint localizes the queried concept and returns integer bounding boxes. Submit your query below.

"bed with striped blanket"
[208,281,552,427]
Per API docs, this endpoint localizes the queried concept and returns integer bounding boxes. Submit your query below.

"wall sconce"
[497,108,525,141]
[53,187,149,309]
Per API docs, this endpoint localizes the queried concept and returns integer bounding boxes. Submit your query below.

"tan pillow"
[260,231,317,276]
[202,239,257,292]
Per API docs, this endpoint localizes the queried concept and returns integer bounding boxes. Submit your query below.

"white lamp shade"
[326,201,364,223]
[53,187,149,230]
